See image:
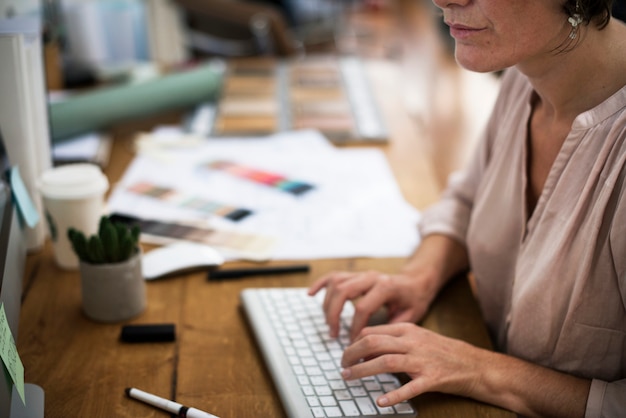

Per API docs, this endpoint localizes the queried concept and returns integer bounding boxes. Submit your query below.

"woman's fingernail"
[378,396,389,406]
[340,368,351,379]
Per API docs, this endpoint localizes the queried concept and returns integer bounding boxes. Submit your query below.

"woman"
[309,0,626,416]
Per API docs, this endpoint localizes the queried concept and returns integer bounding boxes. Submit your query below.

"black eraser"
[120,324,176,343]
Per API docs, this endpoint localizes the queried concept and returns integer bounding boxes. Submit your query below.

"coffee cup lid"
[39,163,109,199]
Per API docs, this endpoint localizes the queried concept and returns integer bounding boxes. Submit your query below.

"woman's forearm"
[400,234,470,301]
[468,346,591,418]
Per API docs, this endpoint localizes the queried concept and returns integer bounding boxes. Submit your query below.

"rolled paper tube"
[49,62,224,143]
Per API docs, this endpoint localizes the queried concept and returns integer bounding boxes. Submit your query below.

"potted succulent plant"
[68,215,146,322]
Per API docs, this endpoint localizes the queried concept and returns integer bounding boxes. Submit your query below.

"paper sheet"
[107,129,420,260]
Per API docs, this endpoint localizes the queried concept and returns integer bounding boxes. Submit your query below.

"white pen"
[125,387,220,418]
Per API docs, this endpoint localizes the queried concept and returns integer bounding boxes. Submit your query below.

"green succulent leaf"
[66,215,141,264]
[99,217,119,262]
[119,236,135,261]
[67,228,89,262]
[87,236,106,264]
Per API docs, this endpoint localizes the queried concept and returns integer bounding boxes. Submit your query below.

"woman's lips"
[446,22,485,40]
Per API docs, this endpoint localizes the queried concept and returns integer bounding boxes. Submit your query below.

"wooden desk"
[17,64,510,418]
[17,4,511,418]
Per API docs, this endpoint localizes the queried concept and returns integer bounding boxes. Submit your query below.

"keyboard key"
[306,366,323,376]
[320,361,336,370]
[382,383,399,393]
[307,396,320,407]
[364,381,382,391]
[310,376,328,386]
[356,396,378,415]
[315,386,333,396]
[324,406,343,417]
[339,400,360,416]
[329,380,346,390]
[350,386,368,397]
[312,407,325,417]
[377,374,398,383]
[325,370,342,380]
[395,402,416,414]
[302,357,318,366]
[334,389,353,400]
[320,396,337,406]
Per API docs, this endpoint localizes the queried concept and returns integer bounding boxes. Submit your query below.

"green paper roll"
[49,63,223,143]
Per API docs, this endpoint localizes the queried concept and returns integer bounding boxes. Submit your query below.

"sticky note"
[0,303,25,404]
[9,166,40,228]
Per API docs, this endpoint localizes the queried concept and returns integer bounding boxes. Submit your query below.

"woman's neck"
[518,18,626,125]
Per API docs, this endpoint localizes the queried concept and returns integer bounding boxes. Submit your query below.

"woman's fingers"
[342,324,413,368]
[377,380,426,408]
[311,270,384,337]
[350,275,394,340]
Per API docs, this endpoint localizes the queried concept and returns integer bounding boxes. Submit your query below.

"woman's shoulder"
[573,83,626,133]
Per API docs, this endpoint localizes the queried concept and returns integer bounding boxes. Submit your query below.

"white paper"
[107,130,420,260]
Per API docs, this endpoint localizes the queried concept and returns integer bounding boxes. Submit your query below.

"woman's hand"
[340,323,591,418]
[308,270,435,341]
[340,323,481,406]
[308,235,471,341]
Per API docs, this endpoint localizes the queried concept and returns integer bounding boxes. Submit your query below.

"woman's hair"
[563,0,613,29]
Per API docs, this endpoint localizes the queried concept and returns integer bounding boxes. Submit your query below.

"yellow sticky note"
[0,303,25,404]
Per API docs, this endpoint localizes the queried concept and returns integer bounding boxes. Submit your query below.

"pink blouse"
[419,68,626,417]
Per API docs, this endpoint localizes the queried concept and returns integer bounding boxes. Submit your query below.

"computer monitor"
[0,130,44,418]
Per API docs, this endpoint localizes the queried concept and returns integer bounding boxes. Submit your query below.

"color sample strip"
[207,160,314,196]
[126,182,252,221]
[109,213,275,260]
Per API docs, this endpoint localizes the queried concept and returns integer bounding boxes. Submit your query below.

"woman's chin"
[454,49,506,73]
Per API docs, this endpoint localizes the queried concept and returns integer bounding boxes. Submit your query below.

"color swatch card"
[126,181,252,221]
[205,160,314,196]
[210,56,387,143]
[109,213,275,261]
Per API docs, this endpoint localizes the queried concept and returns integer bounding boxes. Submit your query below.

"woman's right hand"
[308,270,435,341]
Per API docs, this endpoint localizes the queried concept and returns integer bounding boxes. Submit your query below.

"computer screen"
[0,129,25,418]
[0,129,43,418]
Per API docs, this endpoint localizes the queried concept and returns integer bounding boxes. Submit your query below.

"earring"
[568,1,583,39]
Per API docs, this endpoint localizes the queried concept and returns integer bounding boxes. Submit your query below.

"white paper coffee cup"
[38,163,109,269]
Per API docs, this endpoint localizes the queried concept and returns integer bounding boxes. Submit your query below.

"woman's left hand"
[340,323,482,407]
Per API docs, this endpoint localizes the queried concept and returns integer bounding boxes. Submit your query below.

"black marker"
[208,264,310,280]
[126,387,219,418]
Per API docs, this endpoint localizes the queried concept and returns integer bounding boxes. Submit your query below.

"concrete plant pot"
[79,252,146,322]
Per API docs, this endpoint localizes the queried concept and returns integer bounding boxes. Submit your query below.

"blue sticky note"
[9,166,40,228]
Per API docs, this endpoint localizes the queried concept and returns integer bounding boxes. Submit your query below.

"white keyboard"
[240,288,417,418]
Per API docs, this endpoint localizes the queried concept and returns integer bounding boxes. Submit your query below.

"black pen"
[208,264,310,280]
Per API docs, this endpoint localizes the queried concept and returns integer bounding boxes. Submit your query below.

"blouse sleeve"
[586,103,626,418]
[585,379,626,418]
[416,151,485,245]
